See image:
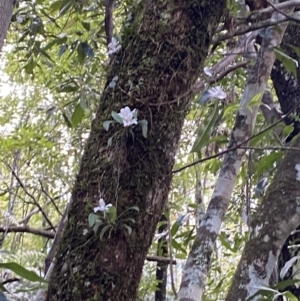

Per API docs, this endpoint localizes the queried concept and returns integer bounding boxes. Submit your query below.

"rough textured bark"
[225,134,300,301]
[271,24,300,141]
[46,1,226,300]
[271,22,300,299]
[0,0,14,51]
[178,6,289,301]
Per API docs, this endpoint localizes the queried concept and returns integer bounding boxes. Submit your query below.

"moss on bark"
[46,1,226,300]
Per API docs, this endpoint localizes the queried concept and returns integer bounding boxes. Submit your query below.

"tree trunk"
[46,1,226,300]
[177,5,289,301]
[271,22,300,299]
[225,134,300,301]
[0,0,14,51]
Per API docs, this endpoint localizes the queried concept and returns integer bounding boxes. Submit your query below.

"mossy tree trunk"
[46,1,226,300]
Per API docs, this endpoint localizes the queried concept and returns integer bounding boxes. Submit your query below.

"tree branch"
[213,11,300,44]
[0,226,55,239]
[6,165,56,232]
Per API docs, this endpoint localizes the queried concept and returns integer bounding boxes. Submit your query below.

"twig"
[6,166,56,232]
[38,179,63,216]
[173,104,298,173]
[213,11,300,44]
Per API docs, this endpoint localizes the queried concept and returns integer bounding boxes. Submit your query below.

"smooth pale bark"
[46,1,226,300]
[225,134,300,301]
[0,0,14,51]
[178,6,290,301]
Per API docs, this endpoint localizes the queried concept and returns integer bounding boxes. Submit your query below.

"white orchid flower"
[94,198,112,213]
[108,37,121,55]
[118,106,138,127]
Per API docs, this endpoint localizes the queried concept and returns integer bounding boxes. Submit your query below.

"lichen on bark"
[46,1,226,300]
[226,135,300,301]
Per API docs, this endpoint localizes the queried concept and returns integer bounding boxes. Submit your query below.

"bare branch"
[213,11,300,44]
[146,255,176,265]
[38,179,63,217]
[0,226,55,239]
[6,166,56,232]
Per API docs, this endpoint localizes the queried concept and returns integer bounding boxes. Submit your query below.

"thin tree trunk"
[178,5,290,301]
[46,1,226,300]
[0,0,14,51]
[155,214,168,301]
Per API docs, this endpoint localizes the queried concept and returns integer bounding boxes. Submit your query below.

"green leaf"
[273,279,300,290]
[247,93,262,108]
[82,21,90,31]
[107,206,117,224]
[103,120,114,131]
[283,291,298,301]
[62,112,73,128]
[111,111,123,124]
[122,224,133,235]
[71,103,84,127]
[218,232,234,252]
[93,222,102,233]
[100,225,112,241]
[128,206,139,212]
[107,137,113,146]
[24,57,35,74]
[88,213,98,228]
[138,119,148,138]
[255,152,283,177]
[172,239,187,254]
[282,124,294,137]
[191,103,221,153]
[171,222,180,237]
[59,1,72,16]
[0,262,46,283]
[274,47,298,78]
[77,43,85,65]
[250,129,271,146]
[287,44,300,62]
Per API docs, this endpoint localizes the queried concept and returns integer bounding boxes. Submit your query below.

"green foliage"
[0,262,45,283]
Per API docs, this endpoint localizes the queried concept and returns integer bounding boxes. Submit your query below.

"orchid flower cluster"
[103,106,148,144]
[118,107,138,127]
[94,198,113,213]
[86,197,139,240]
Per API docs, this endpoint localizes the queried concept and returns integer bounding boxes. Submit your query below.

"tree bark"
[271,22,300,299]
[177,5,289,301]
[0,0,14,51]
[46,1,226,300]
[225,134,300,301]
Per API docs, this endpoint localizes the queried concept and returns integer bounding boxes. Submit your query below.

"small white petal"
[94,206,102,213]
[99,198,106,208]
